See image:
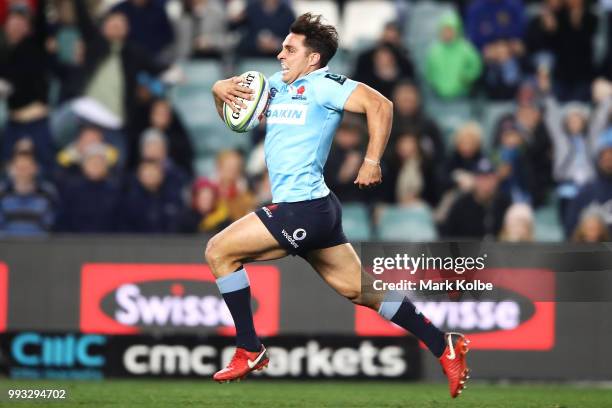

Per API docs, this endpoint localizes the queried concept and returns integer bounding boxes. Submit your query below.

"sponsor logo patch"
[325,73,347,85]
[281,229,299,249]
[266,104,308,125]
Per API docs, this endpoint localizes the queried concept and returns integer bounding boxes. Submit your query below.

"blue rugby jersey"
[264,67,358,203]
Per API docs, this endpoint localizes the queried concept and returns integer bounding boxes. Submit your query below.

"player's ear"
[309,52,321,67]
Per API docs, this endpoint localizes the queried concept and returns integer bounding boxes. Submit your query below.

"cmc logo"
[355,269,556,350]
[11,333,105,367]
[0,263,7,332]
[80,264,280,335]
[124,344,217,376]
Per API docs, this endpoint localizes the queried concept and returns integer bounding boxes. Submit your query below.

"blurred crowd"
[0,0,611,243]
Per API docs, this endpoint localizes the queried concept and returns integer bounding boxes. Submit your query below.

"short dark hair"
[290,13,338,68]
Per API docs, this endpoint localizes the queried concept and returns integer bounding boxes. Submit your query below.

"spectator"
[0,152,57,236]
[571,208,610,242]
[353,22,415,99]
[56,124,119,176]
[446,121,484,186]
[215,150,255,222]
[565,130,612,236]
[493,81,553,206]
[234,0,295,58]
[552,0,597,102]
[179,178,231,233]
[138,128,189,194]
[46,0,85,103]
[121,158,185,233]
[442,158,512,239]
[131,99,193,176]
[499,202,534,242]
[425,11,482,100]
[436,122,484,223]
[0,0,55,172]
[56,143,121,232]
[390,81,445,165]
[481,39,525,100]
[465,0,526,51]
[69,0,169,130]
[388,130,440,207]
[525,0,562,73]
[324,116,368,203]
[493,121,535,203]
[111,0,175,64]
[540,71,603,219]
[174,0,229,60]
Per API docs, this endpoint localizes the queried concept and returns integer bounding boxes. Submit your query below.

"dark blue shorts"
[255,192,348,257]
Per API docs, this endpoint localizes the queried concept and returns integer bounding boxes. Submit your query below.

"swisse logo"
[355,268,556,350]
[109,283,233,328]
[80,264,280,335]
[413,300,528,332]
[124,344,217,376]
[243,341,406,378]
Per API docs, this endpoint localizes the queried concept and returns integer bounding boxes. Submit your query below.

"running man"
[208,13,470,398]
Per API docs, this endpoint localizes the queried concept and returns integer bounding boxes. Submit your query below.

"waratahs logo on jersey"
[291,85,307,101]
[80,264,280,335]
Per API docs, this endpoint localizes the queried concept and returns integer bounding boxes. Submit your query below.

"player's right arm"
[211,77,254,119]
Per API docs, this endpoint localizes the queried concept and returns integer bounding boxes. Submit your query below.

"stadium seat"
[534,206,564,242]
[405,0,457,76]
[179,60,223,88]
[377,205,438,241]
[292,0,340,28]
[422,94,474,147]
[340,1,397,50]
[171,87,218,127]
[189,123,251,157]
[342,203,372,241]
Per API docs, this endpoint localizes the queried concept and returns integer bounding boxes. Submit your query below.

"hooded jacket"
[425,11,482,99]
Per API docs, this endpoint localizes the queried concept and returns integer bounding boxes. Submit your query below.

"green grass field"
[1,380,610,407]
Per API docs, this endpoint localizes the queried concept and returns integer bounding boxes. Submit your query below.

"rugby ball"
[223,71,269,133]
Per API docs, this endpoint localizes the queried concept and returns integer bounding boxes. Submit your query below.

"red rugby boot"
[213,345,269,383]
[439,332,471,398]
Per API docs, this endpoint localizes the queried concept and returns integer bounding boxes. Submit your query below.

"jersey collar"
[292,66,329,84]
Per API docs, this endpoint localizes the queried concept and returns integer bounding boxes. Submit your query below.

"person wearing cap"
[55,143,121,232]
[565,129,612,237]
[442,157,512,239]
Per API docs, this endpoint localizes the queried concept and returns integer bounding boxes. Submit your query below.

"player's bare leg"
[205,212,288,278]
[304,243,470,398]
[204,212,289,382]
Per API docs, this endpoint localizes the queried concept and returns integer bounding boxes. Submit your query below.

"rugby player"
[208,13,470,398]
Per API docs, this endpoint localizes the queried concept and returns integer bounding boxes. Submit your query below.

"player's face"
[277,33,317,84]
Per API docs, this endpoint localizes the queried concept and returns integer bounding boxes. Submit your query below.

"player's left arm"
[343,83,393,189]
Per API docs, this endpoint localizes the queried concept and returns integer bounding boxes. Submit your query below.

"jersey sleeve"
[314,72,359,111]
